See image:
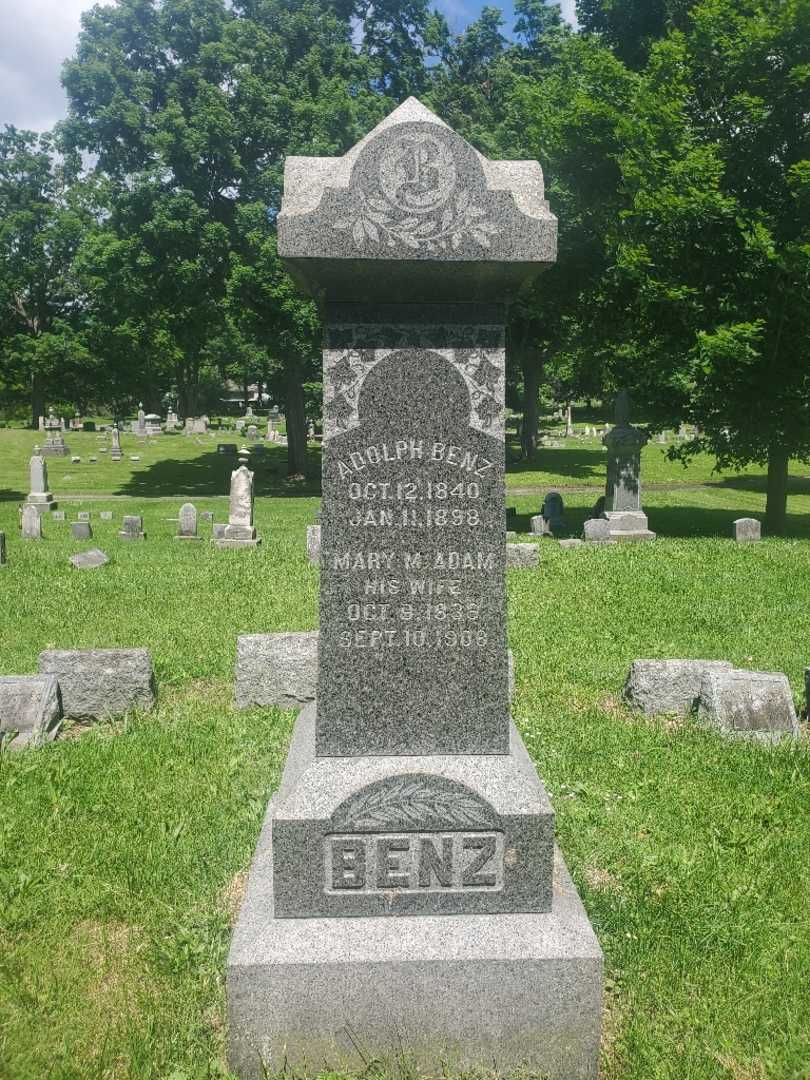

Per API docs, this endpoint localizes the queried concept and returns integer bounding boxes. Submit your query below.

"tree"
[0,128,93,424]
[592,0,810,532]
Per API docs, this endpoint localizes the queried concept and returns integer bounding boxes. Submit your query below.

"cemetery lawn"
[1,429,810,1079]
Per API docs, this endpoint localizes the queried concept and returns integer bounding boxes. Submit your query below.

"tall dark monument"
[227,98,603,1079]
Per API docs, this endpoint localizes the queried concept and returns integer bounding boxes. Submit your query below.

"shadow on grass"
[114,445,322,499]
[0,487,25,503]
[506,443,606,481]
[649,505,810,539]
[511,503,810,540]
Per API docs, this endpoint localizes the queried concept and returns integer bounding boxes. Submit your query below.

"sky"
[0,0,578,134]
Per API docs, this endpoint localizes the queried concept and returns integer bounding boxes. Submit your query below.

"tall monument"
[601,390,655,542]
[227,99,602,1078]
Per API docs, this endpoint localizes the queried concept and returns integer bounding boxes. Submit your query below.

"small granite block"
[100,511,113,521]
[38,648,156,721]
[0,675,61,749]
[306,524,321,565]
[603,510,655,542]
[216,538,261,549]
[235,633,319,710]
[698,669,798,740]
[52,510,66,521]
[733,517,761,543]
[212,523,227,539]
[70,549,109,571]
[559,539,585,549]
[583,517,611,542]
[71,522,92,540]
[228,834,602,1080]
[623,659,733,717]
[77,511,90,521]
[529,514,547,536]
[506,543,539,569]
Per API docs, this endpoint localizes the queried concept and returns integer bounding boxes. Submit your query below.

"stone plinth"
[228,828,601,1080]
[228,97,600,1079]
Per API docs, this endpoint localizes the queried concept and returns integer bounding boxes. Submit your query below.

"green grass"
[1,430,810,1079]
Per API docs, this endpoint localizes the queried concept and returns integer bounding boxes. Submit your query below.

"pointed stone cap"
[278,98,557,303]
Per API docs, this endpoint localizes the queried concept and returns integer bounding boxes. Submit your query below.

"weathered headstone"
[235,632,319,709]
[21,504,42,539]
[77,511,91,522]
[119,515,145,541]
[733,517,761,543]
[306,523,321,565]
[216,450,260,548]
[583,517,614,544]
[38,648,156,720]
[506,542,540,568]
[227,98,601,1080]
[70,548,109,570]
[0,675,61,749]
[212,523,226,539]
[100,511,113,521]
[176,502,201,541]
[41,408,70,457]
[52,510,66,521]
[697,669,798,741]
[71,521,92,540]
[110,424,123,461]
[600,391,655,542]
[624,659,734,716]
[136,402,147,436]
[26,446,56,513]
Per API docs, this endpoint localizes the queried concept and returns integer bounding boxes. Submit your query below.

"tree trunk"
[765,446,789,534]
[31,370,45,429]
[285,364,308,477]
[520,350,542,458]
[243,366,250,415]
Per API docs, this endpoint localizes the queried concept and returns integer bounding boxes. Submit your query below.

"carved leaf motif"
[345,777,493,830]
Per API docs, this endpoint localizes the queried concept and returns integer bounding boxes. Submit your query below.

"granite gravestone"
[71,521,92,540]
[0,675,61,748]
[111,425,123,461]
[176,502,201,541]
[26,446,56,513]
[21,504,42,540]
[600,391,655,542]
[216,450,260,548]
[734,517,761,543]
[42,409,70,457]
[227,99,602,1080]
[119,515,145,540]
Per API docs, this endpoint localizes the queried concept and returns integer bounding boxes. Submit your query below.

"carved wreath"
[334,191,498,253]
[345,776,493,830]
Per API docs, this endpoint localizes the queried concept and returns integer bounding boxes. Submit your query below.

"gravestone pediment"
[279,98,557,303]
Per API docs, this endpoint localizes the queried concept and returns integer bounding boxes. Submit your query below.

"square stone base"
[602,510,656,543]
[227,821,603,1080]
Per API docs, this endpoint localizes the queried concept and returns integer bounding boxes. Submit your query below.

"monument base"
[173,535,203,542]
[228,822,603,1080]
[26,495,56,513]
[215,538,262,549]
[41,445,70,457]
[602,510,656,543]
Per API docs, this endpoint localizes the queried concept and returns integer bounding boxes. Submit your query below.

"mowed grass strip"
[1,430,809,1078]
